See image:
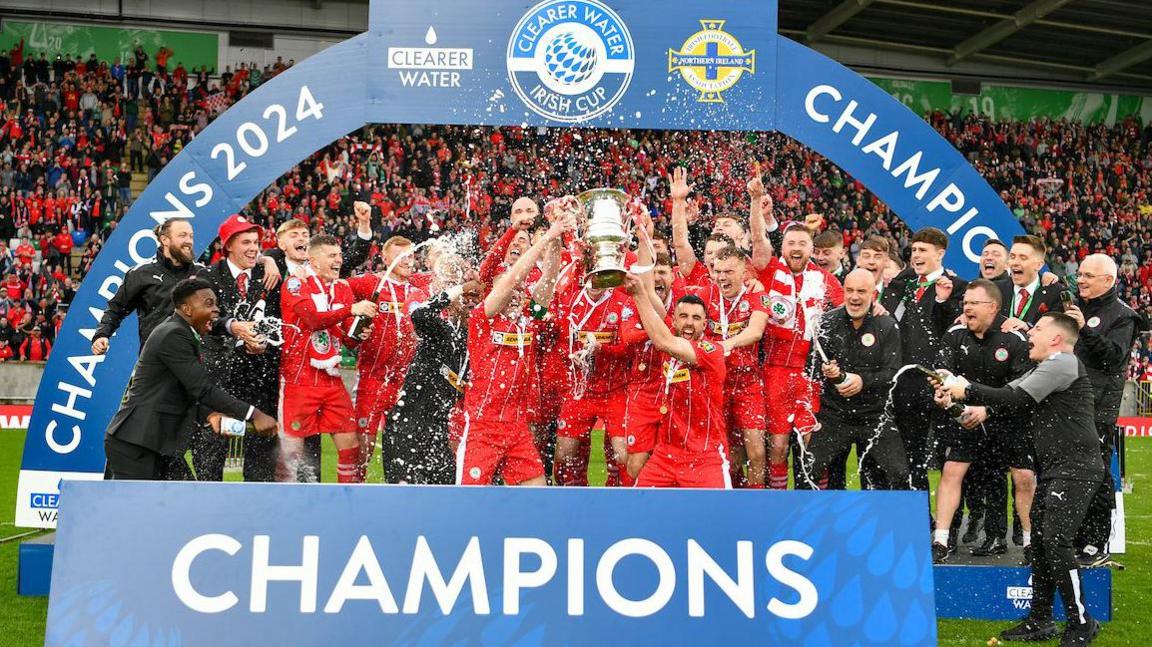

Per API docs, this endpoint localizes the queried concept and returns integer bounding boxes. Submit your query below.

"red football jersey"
[644,339,727,453]
[280,274,355,387]
[555,283,631,397]
[464,305,541,424]
[347,275,427,381]
[696,283,768,372]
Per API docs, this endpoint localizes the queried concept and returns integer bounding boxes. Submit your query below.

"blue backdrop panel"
[935,565,1112,621]
[47,482,936,646]
[16,0,1024,532]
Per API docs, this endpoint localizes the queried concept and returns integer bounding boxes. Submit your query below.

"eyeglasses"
[962,300,997,307]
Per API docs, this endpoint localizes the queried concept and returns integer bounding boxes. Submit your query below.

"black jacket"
[197,260,279,412]
[813,306,902,420]
[93,254,204,346]
[995,277,1065,325]
[106,315,250,455]
[1073,287,1144,423]
[390,290,469,424]
[880,266,966,366]
[937,317,1033,433]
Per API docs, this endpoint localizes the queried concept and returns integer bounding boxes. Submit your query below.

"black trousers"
[802,414,910,490]
[104,434,164,480]
[191,424,279,482]
[894,378,934,490]
[384,407,455,485]
[1030,476,1101,625]
[1075,421,1117,552]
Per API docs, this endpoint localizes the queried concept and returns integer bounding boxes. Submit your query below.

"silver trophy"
[577,188,633,289]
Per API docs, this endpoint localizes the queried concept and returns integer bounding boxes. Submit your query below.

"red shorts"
[456,416,545,485]
[279,381,355,438]
[354,374,404,436]
[634,444,731,489]
[557,391,627,439]
[725,369,766,432]
[624,393,662,454]
[763,365,819,436]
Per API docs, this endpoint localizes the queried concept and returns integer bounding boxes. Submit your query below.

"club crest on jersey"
[739,300,750,312]
[606,312,618,324]
[1087,316,1101,328]
[861,332,876,347]
[768,294,794,322]
[995,348,1009,362]
[311,330,331,353]
[286,277,302,295]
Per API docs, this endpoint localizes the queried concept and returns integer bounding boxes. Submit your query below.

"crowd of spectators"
[2,38,1152,371]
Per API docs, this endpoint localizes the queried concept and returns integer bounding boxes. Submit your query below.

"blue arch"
[16,21,1022,526]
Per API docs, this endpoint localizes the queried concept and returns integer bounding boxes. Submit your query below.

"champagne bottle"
[219,416,253,437]
[348,279,383,339]
[914,365,966,421]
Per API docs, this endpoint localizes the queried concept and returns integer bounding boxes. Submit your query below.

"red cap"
[218,214,262,249]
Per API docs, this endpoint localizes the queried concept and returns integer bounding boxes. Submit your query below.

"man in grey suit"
[105,278,278,480]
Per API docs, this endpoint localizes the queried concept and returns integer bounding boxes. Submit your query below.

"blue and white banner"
[15,0,1025,529]
[48,483,937,646]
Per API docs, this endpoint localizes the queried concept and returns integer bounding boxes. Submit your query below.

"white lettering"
[67,354,104,388]
[250,535,320,613]
[765,541,818,620]
[596,538,676,618]
[150,191,196,224]
[98,275,123,301]
[963,226,999,264]
[568,538,585,616]
[403,536,490,615]
[503,538,558,615]
[861,131,900,171]
[323,536,398,614]
[804,84,842,124]
[43,420,80,453]
[891,152,941,201]
[172,533,241,613]
[178,171,213,209]
[128,229,159,267]
[51,382,91,420]
[927,183,965,213]
[832,100,877,146]
[687,539,754,618]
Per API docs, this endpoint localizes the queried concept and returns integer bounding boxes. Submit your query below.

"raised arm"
[623,272,698,365]
[747,162,775,270]
[485,213,573,317]
[668,167,697,279]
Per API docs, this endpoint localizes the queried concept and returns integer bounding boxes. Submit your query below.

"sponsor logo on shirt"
[663,361,691,383]
[708,320,746,336]
[491,331,534,346]
[577,330,616,344]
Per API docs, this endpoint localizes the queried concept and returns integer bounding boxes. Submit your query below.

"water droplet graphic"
[425,26,438,45]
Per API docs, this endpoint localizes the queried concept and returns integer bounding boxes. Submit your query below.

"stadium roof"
[780,0,1152,90]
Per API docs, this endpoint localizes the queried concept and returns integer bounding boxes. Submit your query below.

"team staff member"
[386,257,481,484]
[931,280,1033,563]
[195,214,282,482]
[803,269,908,490]
[880,227,966,490]
[623,275,728,489]
[812,230,848,281]
[1066,253,1143,566]
[998,235,1065,332]
[457,212,572,486]
[92,218,262,353]
[979,239,1009,281]
[942,313,1105,646]
[105,278,277,480]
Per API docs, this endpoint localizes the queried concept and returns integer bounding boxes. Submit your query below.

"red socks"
[337,447,362,483]
[768,461,789,490]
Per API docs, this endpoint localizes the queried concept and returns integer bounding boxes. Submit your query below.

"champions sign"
[47,483,937,645]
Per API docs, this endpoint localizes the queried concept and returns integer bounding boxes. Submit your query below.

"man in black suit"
[879,227,966,490]
[997,235,1066,331]
[194,215,282,482]
[979,238,1009,281]
[105,278,278,480]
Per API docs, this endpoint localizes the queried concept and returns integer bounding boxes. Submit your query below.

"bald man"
[802,269,909,490]
[1065,253,1143,566]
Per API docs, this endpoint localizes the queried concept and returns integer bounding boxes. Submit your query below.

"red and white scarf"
[764,258,828,340]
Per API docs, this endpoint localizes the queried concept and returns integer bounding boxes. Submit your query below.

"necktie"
[237,272,249,300]
[1015,288,1029,317]
[914,275,928,301]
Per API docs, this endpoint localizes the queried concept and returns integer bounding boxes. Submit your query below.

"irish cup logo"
[506,0,635,123]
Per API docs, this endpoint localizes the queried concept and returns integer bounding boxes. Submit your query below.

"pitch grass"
[1,429,1148,645]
